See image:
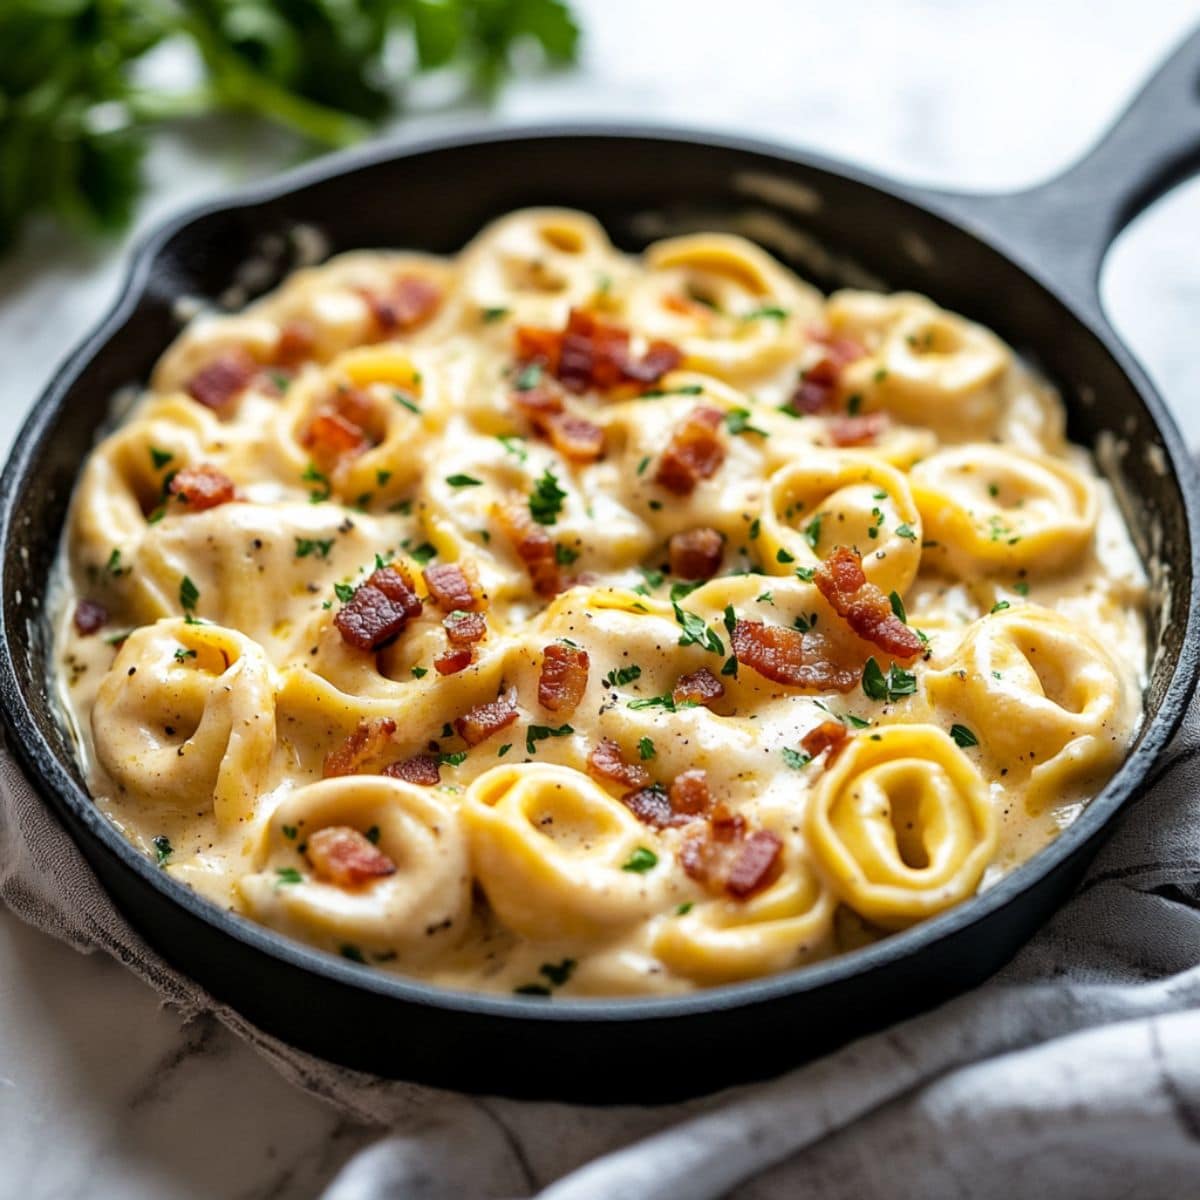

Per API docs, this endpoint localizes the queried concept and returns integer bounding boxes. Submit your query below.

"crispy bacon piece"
[810,325,867,366]
[362,275,442,334]
[680,802,783,900]
[455,686,519,746]
[334,566,423,651]
[669,769,712,816]
[672,668,725,709]
[586,738,651,791]
[622,786,677,828]
[323,717,397,778]
[186,349,256,413]
[515,308,681,394]
[800,719,849,760]
[828,412,889,447]
[423,562,484,613]
[789,356,841,415]
[306,825,396,886]
[73,599,107,635]
[668,527,724,580]
[731,618,857,692]
[301,386,377,467]
[655,406,726,495]
[815,546,923,661]
[444,610,487,647]
[434,646,473,675]
[495,501,562,597]
[726,831,785,898]
[512,383,606,463]
[274,319,316,367]
[167,464,237,512]
[383,754,441,786]
[538,643,590,712]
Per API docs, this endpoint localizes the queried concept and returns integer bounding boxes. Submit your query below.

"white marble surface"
[1,3,1198,1196]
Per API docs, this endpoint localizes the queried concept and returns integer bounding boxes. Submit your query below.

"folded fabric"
[3,697,1199,1199]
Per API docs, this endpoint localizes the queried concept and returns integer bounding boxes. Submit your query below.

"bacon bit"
[515,308,681,394]
[800,720,849,760]
[167,464,237,512]
[815,546,923,661]
[383,754,441,786]
[538,643,590,713]
[668,527,724,580]
[302,408,369,464]
[362,275,442,334]
[334,566,422,651]
[511,383,606,463]
[655,406,726,495]
[274,319,317,367]
[434,646,473,675]
[306,825,396,886]
[423,562,484,613]
[186,349,256,413]
[73,599,108,635]
[810,325,867,366]
[668,769,712,816]
[323,717,397,778]
[586,738,650,791]
[622,786,678,828]
[726,831,785,898]
[672,667,725,708]
[444,610,487,647]
[789,357,841,415]
[680,803,782,900]
[731,618,857,692]
[495,501,562,596]
[455,686,519,746]
[828,412,890,447]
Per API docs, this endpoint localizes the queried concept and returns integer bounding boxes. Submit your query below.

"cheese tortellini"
[54,209,1146,997]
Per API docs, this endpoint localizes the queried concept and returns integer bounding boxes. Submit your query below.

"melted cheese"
[52,209,1147,997]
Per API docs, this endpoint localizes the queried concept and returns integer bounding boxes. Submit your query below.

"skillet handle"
[910,23,1200,322]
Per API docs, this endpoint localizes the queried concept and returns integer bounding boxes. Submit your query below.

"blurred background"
[1,2,1198,1196]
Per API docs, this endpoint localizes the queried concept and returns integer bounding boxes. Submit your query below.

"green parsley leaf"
[526,723,574,754]
[411,666,428,678]
[621,847,658,873]
[173,647,197,663]
[725,407,768,437]
[393,390,421,414]
[439,751,468,767]
[950,724,979,748]
[295,537,334,559]
[497,434,528,463]
[741,305,790,320]
[529,469,567,525]
[150,447,173,470]
[152,835,172,867]
[482,306,510,323]
[446,473,483,488]
[410,543,437,565]
[638,736,655,761]
[179,575,199,612]
[281,824,298,840]
[895,523,918,542]
[515,362,543,391]
[673,604,724,656]
[781,747,812,770]
[275,867,303,885]
[555,543,579,565]
[804,514,823,551]
[990,600,1011,614]
[889,591,907,623]
[605,664,642,687]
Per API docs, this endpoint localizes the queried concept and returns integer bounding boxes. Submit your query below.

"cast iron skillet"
[2,28,1199,1104]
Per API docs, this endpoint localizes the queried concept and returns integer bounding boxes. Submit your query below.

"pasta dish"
[53,209,1146,996]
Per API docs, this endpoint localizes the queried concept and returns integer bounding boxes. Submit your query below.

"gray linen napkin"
[3,691,1200,1199]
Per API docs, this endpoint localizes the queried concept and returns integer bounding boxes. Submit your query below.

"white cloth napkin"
[4,695,1200,1199]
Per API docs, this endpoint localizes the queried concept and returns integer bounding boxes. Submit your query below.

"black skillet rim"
[3,122,1198,1026]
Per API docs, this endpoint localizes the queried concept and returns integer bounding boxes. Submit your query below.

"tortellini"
[56,208,1147,997]
[926,607,1131,810]
[240,776,470,957]
[464,764,678,942]
[92,620,277,829]
[807,726,996,927]
[910,445,1097,577]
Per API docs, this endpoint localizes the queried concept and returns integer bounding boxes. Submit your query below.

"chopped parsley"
[302,462,331,502]
[439,750,468,767]
[605,664,642,688]
[393,390,421,414]
[1013,581,1030,596]
[333,581,356,604]
[295,537,334,559]
[555,543,580,566]
[621,847,658,873]
[275,867,303,885]
[515,362,543,391]
[411,666,428,678]
[410,543,437,565]
[725,407,768,437]
[446,473,483,488]
[636,455,651,476]
[529,469,567,525]
[673,604,724,656]
[950,724,979,749]
[889,591,907,622]
[895,523,918,542]
[179,575,199,613]
[638,736,656,761]
[675,902,694,916]
[781,747,812,770]
[497,434,528,463]
[742,304,789,320]
[149,447,173,470]
[173,647,197,663]
[152,835,172,866]
[281,825,298,840]
[861,657,917,703]
[526,723,574,755]
[627,692,683,712]
[482,306,510,323]
[803,514,823,551]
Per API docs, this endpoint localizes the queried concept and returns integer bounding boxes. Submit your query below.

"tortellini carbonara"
[53,209,1146,997]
